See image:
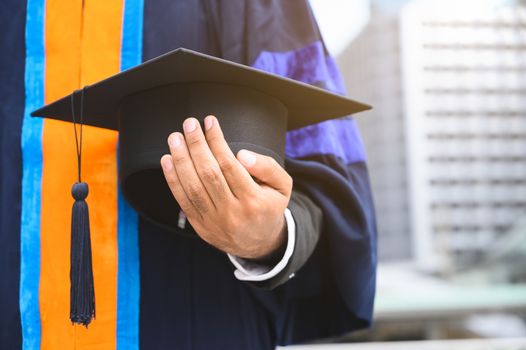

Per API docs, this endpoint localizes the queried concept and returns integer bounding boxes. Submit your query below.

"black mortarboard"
[31,48,371,326]
[32,48,371,232]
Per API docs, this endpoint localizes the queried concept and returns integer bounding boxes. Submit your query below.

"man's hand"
[160,115,292,259]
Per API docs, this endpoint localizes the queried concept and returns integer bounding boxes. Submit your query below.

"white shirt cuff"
[227,208,296,282]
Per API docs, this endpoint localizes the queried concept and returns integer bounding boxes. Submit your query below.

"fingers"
[160,154,200,218]
[182,118,233,204]
[237,149,292,197]
[203,115,257,197]
[167,132,214,215]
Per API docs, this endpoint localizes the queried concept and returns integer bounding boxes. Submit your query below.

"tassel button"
[72,182,89,200]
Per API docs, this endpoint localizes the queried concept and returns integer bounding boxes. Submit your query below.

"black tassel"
[69,89,94,327]
[70,182,95,327]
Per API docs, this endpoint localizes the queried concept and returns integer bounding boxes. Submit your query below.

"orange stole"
[40,0,123,348]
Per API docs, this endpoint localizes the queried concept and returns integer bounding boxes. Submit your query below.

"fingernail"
[169,133,181,148]
[161,155,173,171]
[238,150,256,166]
[204,115,214,131]
[183,118,197,133]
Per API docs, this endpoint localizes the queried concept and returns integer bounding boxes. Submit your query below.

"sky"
[309,0,370,56]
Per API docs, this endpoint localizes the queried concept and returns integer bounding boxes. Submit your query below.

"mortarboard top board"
[31,47,372,234]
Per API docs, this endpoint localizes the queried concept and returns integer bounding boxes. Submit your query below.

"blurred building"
[338,4,410,262]
[339,0,526,272]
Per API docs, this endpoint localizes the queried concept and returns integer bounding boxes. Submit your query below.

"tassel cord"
[70,89,85,183]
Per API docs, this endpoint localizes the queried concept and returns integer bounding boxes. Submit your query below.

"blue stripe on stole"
[252,41,367,165]
[20,0,45,348]
[117,0,143,349]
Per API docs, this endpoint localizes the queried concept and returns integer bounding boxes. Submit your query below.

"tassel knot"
[72,182,89,200]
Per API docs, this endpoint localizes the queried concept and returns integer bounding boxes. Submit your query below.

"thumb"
[237,149,292,196]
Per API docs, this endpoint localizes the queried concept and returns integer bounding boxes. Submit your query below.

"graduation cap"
[31,48,371,326]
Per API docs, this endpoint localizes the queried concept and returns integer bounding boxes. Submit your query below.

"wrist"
[251,216,288,263]
[228,208,296,282]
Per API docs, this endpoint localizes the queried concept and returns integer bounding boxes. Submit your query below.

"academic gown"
[0,0,377,349]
